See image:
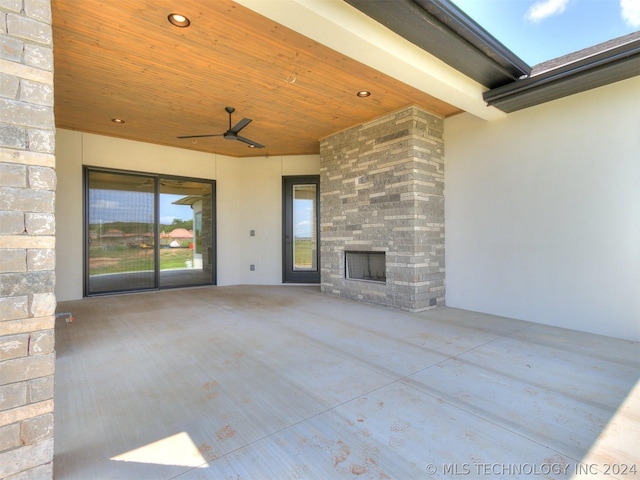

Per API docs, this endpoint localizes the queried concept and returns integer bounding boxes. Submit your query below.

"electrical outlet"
[250,264,255,271]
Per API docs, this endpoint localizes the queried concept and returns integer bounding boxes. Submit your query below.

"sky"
[90,190,193,226]
[451,0,640,65]
[294,199,315,237]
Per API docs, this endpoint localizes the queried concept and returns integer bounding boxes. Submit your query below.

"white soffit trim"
[234,0,506,121]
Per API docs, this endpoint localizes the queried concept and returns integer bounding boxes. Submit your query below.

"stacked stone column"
[0,0,56,478]
[320,106,445,311]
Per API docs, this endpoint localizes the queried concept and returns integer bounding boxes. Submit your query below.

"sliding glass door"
[85,168,215,295]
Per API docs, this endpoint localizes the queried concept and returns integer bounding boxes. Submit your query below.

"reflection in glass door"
[85,168,215,295]
[86,170,156,294]
[283,176,320,283]
[159,179,214,288]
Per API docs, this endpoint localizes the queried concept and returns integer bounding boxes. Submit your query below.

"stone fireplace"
[319,106,444,311]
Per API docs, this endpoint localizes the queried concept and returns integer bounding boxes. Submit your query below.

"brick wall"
[0,0,55,478]
[320,106,445,311]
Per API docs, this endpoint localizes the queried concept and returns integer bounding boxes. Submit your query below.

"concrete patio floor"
[54,286,639,479]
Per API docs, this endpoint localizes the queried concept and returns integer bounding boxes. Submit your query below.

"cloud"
[525,0,570,23]
[621,0,640,27]
[92,199,120,209]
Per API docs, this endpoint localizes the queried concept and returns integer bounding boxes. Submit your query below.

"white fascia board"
[234,0,506,121]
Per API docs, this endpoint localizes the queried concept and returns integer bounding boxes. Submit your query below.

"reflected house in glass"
[167,228,193,247]
[171,195,204,269]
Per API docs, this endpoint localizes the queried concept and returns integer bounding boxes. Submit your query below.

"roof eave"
[343,0,531,89]
[484,40,640,113]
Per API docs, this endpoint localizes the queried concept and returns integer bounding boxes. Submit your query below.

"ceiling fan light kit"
[177,107,265,149]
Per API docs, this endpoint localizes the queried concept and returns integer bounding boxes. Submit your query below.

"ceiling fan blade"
[177,134,223,139]
[236,135,265,149]
[177,109,260,146]
[228,117,252,134]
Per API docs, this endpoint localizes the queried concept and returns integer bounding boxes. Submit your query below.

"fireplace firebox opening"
[345,251,386,283]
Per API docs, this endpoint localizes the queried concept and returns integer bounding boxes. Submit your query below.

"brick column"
[0,0,56,478]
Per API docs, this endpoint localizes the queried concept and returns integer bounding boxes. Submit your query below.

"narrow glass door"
[283,176,320,283]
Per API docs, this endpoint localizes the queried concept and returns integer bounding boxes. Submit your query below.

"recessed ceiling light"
[248,144,256,148]
[111,118,125,124]
[168,13,190,28]
[356,90,371,97]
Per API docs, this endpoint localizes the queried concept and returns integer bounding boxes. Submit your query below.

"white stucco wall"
[55,130,319,300]
[444,77,640,341]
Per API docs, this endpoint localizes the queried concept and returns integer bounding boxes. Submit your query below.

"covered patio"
[54,286,639,479]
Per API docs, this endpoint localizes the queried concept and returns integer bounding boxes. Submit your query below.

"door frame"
[83,166,216,296]
[282,175,320,283]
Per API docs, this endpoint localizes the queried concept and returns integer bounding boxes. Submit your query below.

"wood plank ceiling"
[52,0,461,157]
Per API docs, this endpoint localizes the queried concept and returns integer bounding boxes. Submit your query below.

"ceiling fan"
[177,107,265,149]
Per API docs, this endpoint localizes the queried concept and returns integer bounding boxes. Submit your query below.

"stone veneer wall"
[202,191,214,277]
[0,0,56,478]
[320,106,444,311]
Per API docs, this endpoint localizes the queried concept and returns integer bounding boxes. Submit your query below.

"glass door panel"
[283,176,320,283]
[159,179,214,288]
[293,184,317,271]
[86,171,156,294]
